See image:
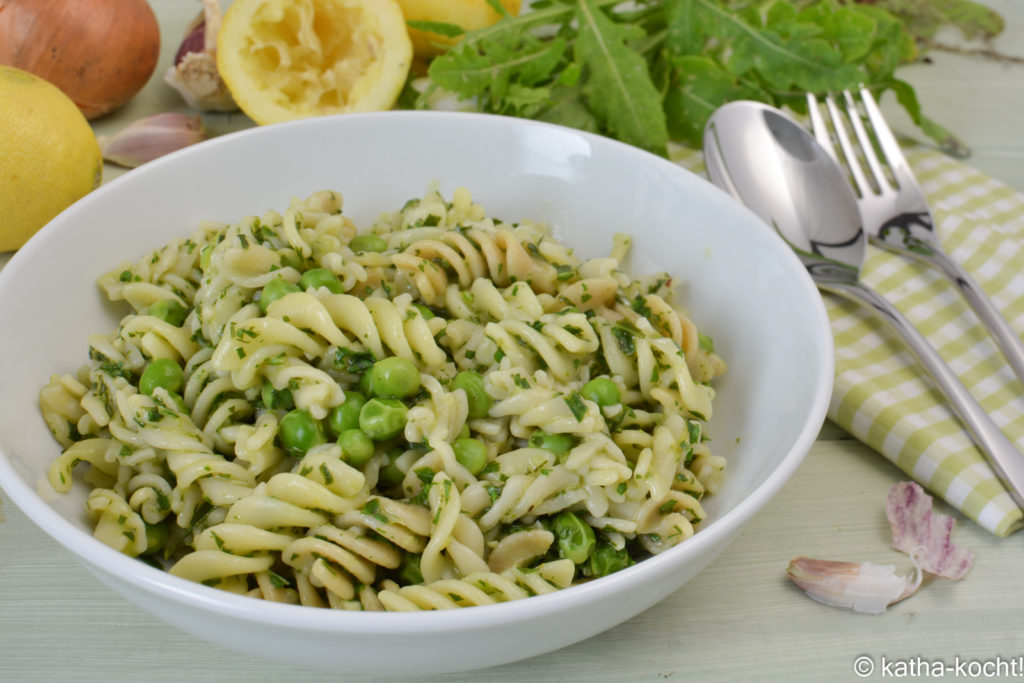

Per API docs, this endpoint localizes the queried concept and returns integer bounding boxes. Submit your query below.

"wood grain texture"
[1,1,1022,680]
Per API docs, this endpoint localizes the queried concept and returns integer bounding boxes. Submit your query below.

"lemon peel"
[216,0,413,125]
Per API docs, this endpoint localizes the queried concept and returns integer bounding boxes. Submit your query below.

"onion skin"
[0,0,161,119]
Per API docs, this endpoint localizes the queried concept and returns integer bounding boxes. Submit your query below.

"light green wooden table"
[2,2,1023,681]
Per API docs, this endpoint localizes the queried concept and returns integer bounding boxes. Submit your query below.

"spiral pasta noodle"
[40,187,727,610]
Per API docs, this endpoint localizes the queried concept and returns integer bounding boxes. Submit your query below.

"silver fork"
[807,86,1024,389]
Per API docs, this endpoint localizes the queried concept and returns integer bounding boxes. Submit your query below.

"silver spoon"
[702,100,1024,509]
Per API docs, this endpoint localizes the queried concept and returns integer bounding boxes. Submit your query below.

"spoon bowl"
[702,100,1024,509]
[704,101,864,285]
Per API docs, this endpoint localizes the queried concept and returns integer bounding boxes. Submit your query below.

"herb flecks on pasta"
[40,188,727,610]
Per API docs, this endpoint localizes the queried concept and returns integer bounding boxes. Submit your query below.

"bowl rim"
[0,110,834,629]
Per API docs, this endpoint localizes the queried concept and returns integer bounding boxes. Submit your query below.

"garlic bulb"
[164,0,237,112]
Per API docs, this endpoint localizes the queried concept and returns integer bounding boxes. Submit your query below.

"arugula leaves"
[575,0,668,153]
[861,0,1005,43]
[412,0,982,155]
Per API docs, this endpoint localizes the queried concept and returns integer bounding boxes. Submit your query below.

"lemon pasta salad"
[39,187,727,611]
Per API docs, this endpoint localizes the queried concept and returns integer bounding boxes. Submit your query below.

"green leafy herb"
[611,323,637,356]
[698,332,715,353]
[564,391,588,421]
[413,0,973,155]
[268,570,291,588]
[334,347,376,375]
[362,498,389,523]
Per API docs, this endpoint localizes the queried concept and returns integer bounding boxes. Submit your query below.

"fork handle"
[898,244,1024,390]
[823,279,1024,509]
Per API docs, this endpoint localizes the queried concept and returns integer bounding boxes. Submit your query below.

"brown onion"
[0,0,161,119]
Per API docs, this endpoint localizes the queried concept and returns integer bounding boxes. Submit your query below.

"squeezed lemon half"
[217,0,413,125]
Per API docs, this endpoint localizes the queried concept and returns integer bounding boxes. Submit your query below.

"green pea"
[261,380,295,411]
[358,368,374,396]
[278,409,323,458]
[553,511,596,565]
[453,370,492,419]
[580,377,620,407]
[139,358,184,396]
[453,437,488,475]
[359,398,408,441]
[370,356,421,399]
[529,430,575,457]
[143,521,170,555]
[327,391,366,437]
[457,423,471,440]
[584,539,634,578]
[339,429,375,467]
[396,553,424,585]
[298,267,343,294]
[378,462,405,488]
[147,299,188,327]
[260,278,301,313]
[349,233,388,253]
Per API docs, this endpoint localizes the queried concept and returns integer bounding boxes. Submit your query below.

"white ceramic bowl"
[0,112,832,675]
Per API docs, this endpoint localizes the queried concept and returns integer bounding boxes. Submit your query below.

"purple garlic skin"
[174,21,207,66]
[164,0,238,112]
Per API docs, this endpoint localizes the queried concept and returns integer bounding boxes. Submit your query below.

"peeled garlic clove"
[886,481,975,580]
[98,113,206,168]
[164,0,237,112]
[786,556,922,615]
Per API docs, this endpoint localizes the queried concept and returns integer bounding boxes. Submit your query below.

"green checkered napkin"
[671,144,1024,537]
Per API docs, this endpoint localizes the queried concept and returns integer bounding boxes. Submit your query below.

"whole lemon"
[397,0,521,59]
[0,65,102,252]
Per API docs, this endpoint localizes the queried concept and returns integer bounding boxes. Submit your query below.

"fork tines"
[806,87,916,200]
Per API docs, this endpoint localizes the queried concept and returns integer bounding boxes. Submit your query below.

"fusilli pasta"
[40,187,727,610]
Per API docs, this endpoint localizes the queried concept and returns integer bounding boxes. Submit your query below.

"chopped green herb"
[564,391,587,421]
[611,324,636,356]
[319,462,334,486]
[362,498,389,523]
[268,570,291,588]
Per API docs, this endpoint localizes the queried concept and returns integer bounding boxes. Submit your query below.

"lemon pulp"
[217,0,413,125]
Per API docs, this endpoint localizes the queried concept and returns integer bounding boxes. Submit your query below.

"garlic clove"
[786,556,922,615]
[886,481,975,580]
[97,113,206,168]
[164,0,237,112]
[165,51,238,112]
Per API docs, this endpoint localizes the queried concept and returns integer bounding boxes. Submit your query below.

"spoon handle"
[824,280,1024,509]
[881,240,1024,390]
